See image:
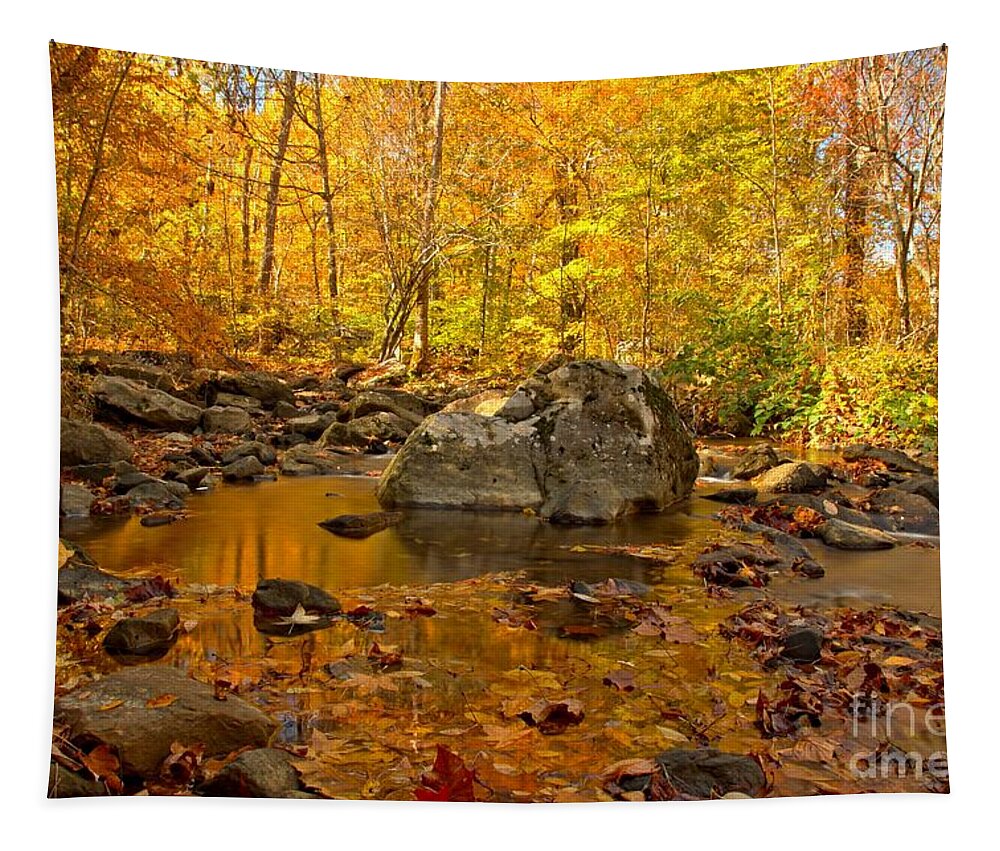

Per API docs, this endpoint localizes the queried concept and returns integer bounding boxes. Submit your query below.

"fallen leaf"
[146,693,177,709]
[414,745,476,802]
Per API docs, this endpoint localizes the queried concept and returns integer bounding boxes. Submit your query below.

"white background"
[1,1,994,848]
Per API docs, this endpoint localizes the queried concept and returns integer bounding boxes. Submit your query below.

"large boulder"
[92,376,202,431]
[61,418,134,467]
[377,360,698,524]
[54,667,276,777]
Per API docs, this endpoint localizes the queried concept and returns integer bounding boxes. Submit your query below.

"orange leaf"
[146,693,178,708]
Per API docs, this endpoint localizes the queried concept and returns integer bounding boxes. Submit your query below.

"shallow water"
[60,458,941,617]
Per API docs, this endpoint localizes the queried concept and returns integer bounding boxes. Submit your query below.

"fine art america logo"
[849,696,947,780]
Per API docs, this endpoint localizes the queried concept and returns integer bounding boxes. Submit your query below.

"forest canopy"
[49,43,945,448]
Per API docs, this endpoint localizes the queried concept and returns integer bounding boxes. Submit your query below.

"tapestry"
[50,42,947,801]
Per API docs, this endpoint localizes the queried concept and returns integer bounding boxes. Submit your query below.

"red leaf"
[415,745,476,802]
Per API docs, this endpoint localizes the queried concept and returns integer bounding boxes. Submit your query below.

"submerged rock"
[780,627,824,663]
[54,667,276,777]
[377,360,698,524]
[318,511,404,538]
[102,608,180,660]
[251,578,341,617]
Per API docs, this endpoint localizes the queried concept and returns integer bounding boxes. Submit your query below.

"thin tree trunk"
[843,60,868,345]
[410,80,447,374]
[240,146,253,284]
[312,74,339,302]
[258,69,297,303]
[69,54,133,266]
[765,71,784,318]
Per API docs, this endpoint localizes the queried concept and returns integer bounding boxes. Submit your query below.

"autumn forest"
[51,43,947,803]
[51,43,944,447]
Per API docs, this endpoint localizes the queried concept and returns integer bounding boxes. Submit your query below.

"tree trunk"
[843,60,868,345]
[410,80,447,374]
[258,69,297,304]
[313,74,339,303]
[69,54,133,267]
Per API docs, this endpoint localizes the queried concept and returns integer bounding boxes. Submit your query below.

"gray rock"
[654,748,767,800]
[222,455,265,481]
[816,518,896,550]
[377,360,698,524]
[702,486,757,505]
[102,608,180,659]
[201,405,253,434]
[271,401,298,419]
[495,389,536,422]
[751,461,828,493]
[346,389,433,426]
[895,475,939,508]
[198,748,304,798]
[842,444,934,475]
[92,376,202,431]
[124,481,184,509]
[279,445,349,476]
[732,446,780,480]
[867,487,939,535]
[287,412,337,438]
[60,483,94,517]
[221,441,278,466]
[61,418,134,467]
[318,411,413,447]
[251,578,341,616]
[111,470,157,494]
[104,359,173,389]
[173,466,213,488]
[318,511,404,538]
[780,627,824,663]
[210,371,295,408]
[58,565,133,605]
[48,762,110,798]
[440,389,508,416]
[54,667,276,777]
[212,391,262,411]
